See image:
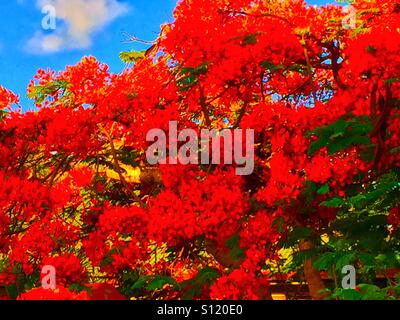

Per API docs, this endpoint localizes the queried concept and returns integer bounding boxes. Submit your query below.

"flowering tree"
[0,0,399,300]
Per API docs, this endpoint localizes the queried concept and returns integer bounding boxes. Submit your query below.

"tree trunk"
[299,240,329,300]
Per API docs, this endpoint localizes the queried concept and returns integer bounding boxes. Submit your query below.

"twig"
[98,124,147,208]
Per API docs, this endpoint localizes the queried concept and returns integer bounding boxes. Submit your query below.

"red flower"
[42,254,88,286]
[17,286,89,300]
[88,284,126,300]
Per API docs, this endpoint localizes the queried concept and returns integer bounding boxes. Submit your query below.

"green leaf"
[179,62,209,76]
[358,253,375,266]
[260,61,284,73]
[272,216,285,233]
[27,80,70,103]
[385,77,400,85]
[308,136,330,155]
[390,146,400,154]
[181,268,220,300]
[289,248,319,268]
[335,252,356,271]
[320,197,344,208]
[332,288,362,300]
[284,227,312,247]
[358,284,387,300]
[99,248,118,267]
[146,276,180,291]
[347,194,367,209]
[366,45,377,54]
[375,253,400,268]
[117,148,140,166]
[359,231,386,251]
[360,145,376,162]
[131,275,180,291]
[287,64,308,75]
[313,252,337,270]
[131,276,149,290]
[69,284,86,294]
[327,135,371,155]
[177,62,209,91]
[307,116,372,155]
[317,183,330,195]
[243,34,257,45]
[5,284,19,300]
[225,233,245,261]
[0,109,7,121]
[301,181,319,205]
[119,50,146,64]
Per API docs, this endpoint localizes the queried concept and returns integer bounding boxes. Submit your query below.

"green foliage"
[0,109,7,121]
[132,275,180,291]
[119,50,146,64]
[226,233,245,262]
[288,247,320,270]
[120,273,180,299]
[261,61,284,73]
[177,62,209,92]
[68,284,87,294]
[116,148,141,167]
[243,34,257,45]
[283,227,312,248]
[317,183,330,195]
[307,116,372,156]
[279,157,400,300]
[27,80,70,104]
[313,252,356,273]
[320,197,344,208]
[5,284,19,300]
[181,267,220,300]
[326,170,400,211]
[118,270,140,297]
[332,285,392,300]
[331,288,362,300]
[390,146,400,155]
[118,266,220,300]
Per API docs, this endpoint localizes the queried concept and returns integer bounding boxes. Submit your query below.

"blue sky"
[0,0,332,109]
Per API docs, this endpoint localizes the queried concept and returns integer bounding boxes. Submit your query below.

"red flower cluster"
[42,254,87,286]
[17,286,89,300]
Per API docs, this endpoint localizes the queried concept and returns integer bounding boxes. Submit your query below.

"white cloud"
[27,0,130,54]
